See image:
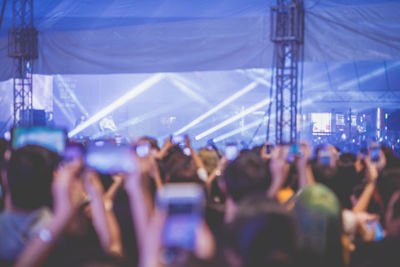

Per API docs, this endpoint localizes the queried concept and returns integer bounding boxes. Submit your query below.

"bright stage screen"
[311,113,332,135]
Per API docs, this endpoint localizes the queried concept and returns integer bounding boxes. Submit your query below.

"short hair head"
[223,151,268,202]
[7,145,60,210]
[226,195,298,267]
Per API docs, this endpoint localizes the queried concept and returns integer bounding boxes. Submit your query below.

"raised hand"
[267,145,290,198]
[52,160,85,220]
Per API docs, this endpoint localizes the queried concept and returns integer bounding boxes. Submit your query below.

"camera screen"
[12,127,66,154]
[86,145,136,174]
[225,145,238,161]
[136,143,150,158]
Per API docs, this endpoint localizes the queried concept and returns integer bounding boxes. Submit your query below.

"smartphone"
[318,147,332,166]
[135,143,150,158]
[370,146,380,163]
[157,183,205,250]
[85,144,136,174]
[11,126,67,154]
[366,220,385,241]
[225,144,238,161]
[172,135,185,145]
[286,144,300,163]
[183,147,192,156]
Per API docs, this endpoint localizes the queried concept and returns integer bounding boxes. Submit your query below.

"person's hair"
[377,168,400,211]
[226,195,298,267]
[6,145,60,210]
[293,183,344,267]
[251,145,263,155]
[198,148,219,175]
[137,136,159,151]
[165,153,203,184]
[223,151,268,202]
[381,145,398,169]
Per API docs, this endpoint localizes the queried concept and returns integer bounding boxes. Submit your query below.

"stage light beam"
[175,81,259,135]
[195,98,270,141]
[68,74,164,138]
[213,118,266,143]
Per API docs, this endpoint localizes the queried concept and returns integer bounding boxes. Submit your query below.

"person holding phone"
[0,146,60,262]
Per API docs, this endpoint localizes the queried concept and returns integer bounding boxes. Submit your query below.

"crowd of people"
[0,132,400,267]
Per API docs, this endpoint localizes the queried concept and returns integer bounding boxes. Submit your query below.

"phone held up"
[85,143,136,174]
[225,143,239,161]
[11,126,67,154]
[156,183,205,251]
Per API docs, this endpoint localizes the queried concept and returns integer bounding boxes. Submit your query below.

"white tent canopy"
[1,0,400,79]
[0,0,399,144]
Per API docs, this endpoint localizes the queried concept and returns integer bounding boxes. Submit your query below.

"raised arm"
[83,170,123,257]
[296,142,315,189]
[352,154,379,213]
[15,161,84,267]
[124,163,152,267]
[267,145,290,199]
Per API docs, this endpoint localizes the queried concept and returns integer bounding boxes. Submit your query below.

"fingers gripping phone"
[366,220,385,241]
[157,184,205,251]
[286,144,301,163]
[172,135,191,156]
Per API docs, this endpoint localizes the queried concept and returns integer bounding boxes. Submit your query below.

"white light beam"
[195,98,270,141]
[175,81,259,135]
[213,118,266,143]
[68,74,164,138]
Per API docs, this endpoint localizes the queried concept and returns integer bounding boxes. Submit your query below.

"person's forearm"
[353,181,376,213]
[267,177,283,198]
[105,178,124,201]
[206,169,218,185]
[15,214,71,267]
[126,177,151,263]
[190,148,205,170]
[155,145,170,160]
[297,165,315,189]
[90,194,112,252]
[104,201,124,257]
[267,164,289,198]
[152,166,163,190]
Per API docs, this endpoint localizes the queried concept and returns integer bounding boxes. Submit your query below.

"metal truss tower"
[271,0,304,143]
[8,0,38,126]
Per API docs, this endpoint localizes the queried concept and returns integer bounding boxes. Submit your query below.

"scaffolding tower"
[271,0,304,143]
[8,0,38,126]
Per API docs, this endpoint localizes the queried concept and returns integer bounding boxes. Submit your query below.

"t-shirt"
[0,207,52,261]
